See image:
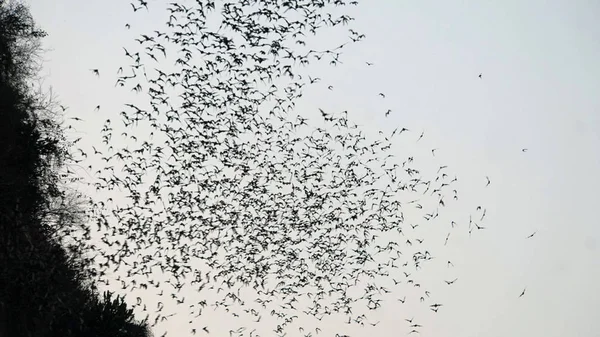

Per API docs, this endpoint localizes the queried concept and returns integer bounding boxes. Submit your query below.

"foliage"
[0,1,152,336]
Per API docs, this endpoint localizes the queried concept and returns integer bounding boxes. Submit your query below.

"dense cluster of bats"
[58,1,512,336]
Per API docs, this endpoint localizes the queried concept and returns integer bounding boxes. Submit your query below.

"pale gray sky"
[27,1,600,337]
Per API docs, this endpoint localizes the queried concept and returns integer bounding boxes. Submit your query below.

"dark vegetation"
[0,2,151,336]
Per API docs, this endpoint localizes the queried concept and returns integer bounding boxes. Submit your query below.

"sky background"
[25,0,600,336]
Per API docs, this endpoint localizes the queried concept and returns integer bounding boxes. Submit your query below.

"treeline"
[0,2,151,336]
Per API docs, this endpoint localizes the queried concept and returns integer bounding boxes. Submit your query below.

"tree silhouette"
[0,1,152,336]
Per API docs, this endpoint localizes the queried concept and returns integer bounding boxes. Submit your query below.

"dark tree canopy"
[0,1,152,336]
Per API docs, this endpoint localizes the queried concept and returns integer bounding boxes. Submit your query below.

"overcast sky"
[26,1,600,337]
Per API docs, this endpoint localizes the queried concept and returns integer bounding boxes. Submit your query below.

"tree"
[0,1,152,336]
